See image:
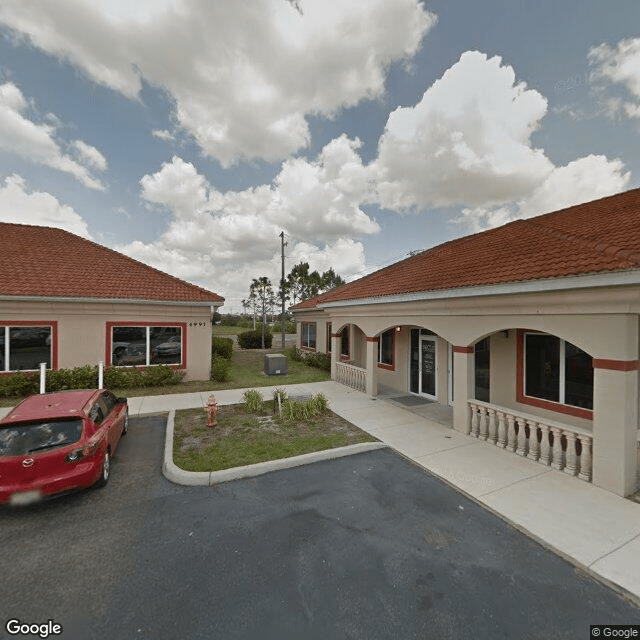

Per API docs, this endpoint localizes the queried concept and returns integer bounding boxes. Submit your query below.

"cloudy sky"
[0,0,639,310]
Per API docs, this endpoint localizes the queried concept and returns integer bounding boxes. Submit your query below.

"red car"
[0,389,128,506]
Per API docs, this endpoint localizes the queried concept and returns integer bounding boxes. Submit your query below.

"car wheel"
[96,450,110,488]
[122,409,129,436]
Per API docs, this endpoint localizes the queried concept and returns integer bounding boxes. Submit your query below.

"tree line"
[241,262,346,323]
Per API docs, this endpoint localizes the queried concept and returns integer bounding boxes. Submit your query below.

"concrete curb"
[162,409,388,486]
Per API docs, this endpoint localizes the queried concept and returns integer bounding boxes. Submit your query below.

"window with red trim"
[522,331,593,412]
[340,326,350,358]
[110,324,184,367]
[0,323,55,372]
[378,329,394,369]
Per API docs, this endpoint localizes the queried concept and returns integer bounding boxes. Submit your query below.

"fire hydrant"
[207,394,218,428]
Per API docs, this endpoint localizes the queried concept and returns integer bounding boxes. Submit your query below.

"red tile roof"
[294,188,640,310]
[0,223,224,304]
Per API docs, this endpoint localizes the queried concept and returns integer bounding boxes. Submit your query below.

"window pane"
[8,326,51,371]
[340,327,349,357]
[564,342,593,409]
[113,326,146,366]
[151,327,182,365]
[525,334,560,402]
[410,329,419,393]
[326,323,332,352]
[379,330,393,365]
[474,338,490,402]
[302,323,316,349]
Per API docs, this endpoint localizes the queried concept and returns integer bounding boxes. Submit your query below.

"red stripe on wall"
[592,359,640,371]
[452,345,473,353]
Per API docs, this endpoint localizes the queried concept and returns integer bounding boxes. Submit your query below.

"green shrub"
[210,355,231,382]
[0,364,186,399]
[303,351,331,371]
[47,365,98,391]
[103,364,184,390]
[211,336,234,360]
[0,372,39,398]
[285,346,330,371]
[280,393,329,421]
[237,329,273,349]
[288,346,304,362]
[272,387,287,412]
[243,389,264,412]
[142,364,183,387]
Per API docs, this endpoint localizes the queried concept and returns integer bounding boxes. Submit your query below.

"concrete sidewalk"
[4,381,639,603]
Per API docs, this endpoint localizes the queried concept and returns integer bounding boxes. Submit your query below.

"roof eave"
[0,295,224,307]
[312,269,640,310]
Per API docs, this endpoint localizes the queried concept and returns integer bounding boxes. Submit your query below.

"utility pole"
[280,231,287,349]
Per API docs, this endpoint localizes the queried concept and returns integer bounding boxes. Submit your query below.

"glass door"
[419,337,437,399]
[447,343,454,406]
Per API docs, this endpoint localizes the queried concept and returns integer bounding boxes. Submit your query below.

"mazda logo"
[22,458,34,468]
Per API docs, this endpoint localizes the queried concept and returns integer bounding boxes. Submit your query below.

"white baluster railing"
[468,400,593,484]
[335,361,367,393]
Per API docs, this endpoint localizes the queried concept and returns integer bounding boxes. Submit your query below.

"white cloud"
[0,82,106,189]
[151,129,175,142]
[73,140,107,171]
[374,51,554,211]
[120,137,378,306]
[122,236,367,310]
[458,155,630,232]
[589,37,640,119]
[0,0,435,166]
[0,173,92,237]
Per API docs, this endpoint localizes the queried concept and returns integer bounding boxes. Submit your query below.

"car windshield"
[0,419,83,456]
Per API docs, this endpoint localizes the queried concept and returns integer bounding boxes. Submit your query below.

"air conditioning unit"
[264,353,288,376]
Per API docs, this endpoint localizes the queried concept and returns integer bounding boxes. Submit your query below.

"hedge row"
[0,364,185,398]
[288,347,331,372]
[212,336,234,360]
[238,329,273,349]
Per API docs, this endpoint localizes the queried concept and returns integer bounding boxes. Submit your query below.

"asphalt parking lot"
[2,413,639,640]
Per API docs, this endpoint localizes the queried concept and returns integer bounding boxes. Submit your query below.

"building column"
[592,359,639,497]
[330,333,341,380]
[452,346,474,434]
[365,337,379,399]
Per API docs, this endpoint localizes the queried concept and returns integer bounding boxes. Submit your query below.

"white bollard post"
[98,360,104,390]
[39,362,46,394]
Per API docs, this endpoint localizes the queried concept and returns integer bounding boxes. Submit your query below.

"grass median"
[173,395,377,472]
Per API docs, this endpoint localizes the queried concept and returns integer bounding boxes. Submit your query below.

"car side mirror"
[117,397,128,404]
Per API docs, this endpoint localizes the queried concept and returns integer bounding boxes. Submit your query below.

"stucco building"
[0,223,223,381]
[292,188,640,497]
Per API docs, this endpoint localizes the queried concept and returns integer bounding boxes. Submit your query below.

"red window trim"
[516,329,593,420]
[0,320,59,374]
[105,321,187,370]
[376,331,395,371]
